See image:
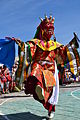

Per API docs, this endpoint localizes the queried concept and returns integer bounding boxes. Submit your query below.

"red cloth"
[25,42,56,111]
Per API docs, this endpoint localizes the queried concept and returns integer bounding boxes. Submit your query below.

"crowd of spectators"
[0,64,11,94]
[0,58,19,95]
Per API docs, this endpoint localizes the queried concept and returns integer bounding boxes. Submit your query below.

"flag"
[0,39,15,71]
[65,34,80,76]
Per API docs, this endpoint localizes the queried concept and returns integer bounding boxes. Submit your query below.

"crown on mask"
[34,15,56,41]
[39,15,55,24]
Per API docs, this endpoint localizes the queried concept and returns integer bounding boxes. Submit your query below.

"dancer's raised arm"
[5,37,22,47]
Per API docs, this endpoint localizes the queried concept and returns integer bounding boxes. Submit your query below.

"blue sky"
[0,0,80,55]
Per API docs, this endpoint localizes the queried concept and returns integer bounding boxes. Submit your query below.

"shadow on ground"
[1,95,29,98]
[0,94,32,99]
[0,112,47,120]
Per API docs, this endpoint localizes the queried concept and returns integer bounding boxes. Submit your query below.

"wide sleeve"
[55,46,67,66]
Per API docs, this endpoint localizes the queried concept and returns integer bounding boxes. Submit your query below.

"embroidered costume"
[5,15,80,119]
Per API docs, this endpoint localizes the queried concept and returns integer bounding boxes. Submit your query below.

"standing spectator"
[0,64,5,94]
[1,65,12,94]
